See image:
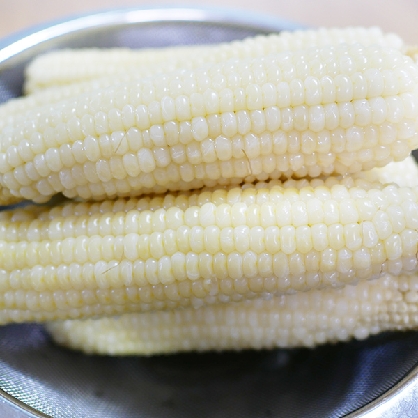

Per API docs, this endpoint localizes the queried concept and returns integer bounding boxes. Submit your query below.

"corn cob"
[45,272,418,355]
[1,27,405,130]
[25,26,404,93]
[1,44,418,204]
[1,159,418,324]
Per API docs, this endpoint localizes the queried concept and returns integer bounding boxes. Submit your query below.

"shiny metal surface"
[0,6,417,418]
[353,367,418,417]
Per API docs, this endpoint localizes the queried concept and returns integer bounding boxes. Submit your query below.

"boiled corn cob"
[25,26,404,93]
[1,27,405,130]
[1,159,418,324]
[1,44,418,204]
[46,272,418,355]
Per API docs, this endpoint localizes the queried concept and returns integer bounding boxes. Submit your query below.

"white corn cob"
[1,27,405,130]
[45,273,418,355]
[24,26,404,93]
[1,43,418,204]
[1,159,418,324]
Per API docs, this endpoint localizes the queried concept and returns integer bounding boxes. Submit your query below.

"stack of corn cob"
[1,26,418,355]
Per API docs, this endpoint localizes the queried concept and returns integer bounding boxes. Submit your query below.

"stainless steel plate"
[0,6,417,418]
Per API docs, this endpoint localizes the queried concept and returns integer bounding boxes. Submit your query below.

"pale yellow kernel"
[220,227,234,253]
[198,202,215,227]
[190,93,205,117]
[186,253,200,281]
[335,75,353,102]
[179,121,193,145]
[353,99,372,126]
[264,226,281,254]
[135,105,150,130]
[353,248,372,270]
[365,67,385,97]
[280,226,296,255]
[256,253,272,279]
[276,82,291,107]
[94,111,109,135]
[241,251,258,280]
[306,199,324,224]
[401,92,418,119]
[158,256,174,285]
[385,234,402,260]
[108,156,126,180]
[327,224,345,250]
[123,233,139,261]
[190,117,208,142]
[308,106,325,132]
[320,200,339,225]
[214,204,230,228]
[137,148,156,173]
[221,112,237,137]
[311,224,328,251]
[339,199,359,224]
[246,84,263,110]
[251,110,267,135]
[170,252,187,282]
[44,147,64,172]
[291,201,308,227]
[401,229,418,256]
[230,202,247,227]
[320,248,337,272]
[323,103,339,131]
[304,76,321,106]
[248,226,265,253]
[214,136,232,162]
[109,108,124,132]
[262,83,277,107]
[344,223,363,251]
[289,253,306,277]
[120,153,139,177]
[264,107,280,133]
[370,97,387,125]
[202,225,220,255]
[289,79,304,106]
[234,226,250,253]
[161,229,177,256]
[226,252,243,280]
[336,248,353,273]
[185,142,201,165]
[293,105,309,131]
[373,210,393,240]
[163,207,182,230]
[204,90,219,114]
[149,232,164,259]
[386,205,406,234]
[275,201,292,226]
[259,203,275,227]
[199,253,215,282]
[153,147,171,168]
[247,204,261,227]
[320,76,336,104]
[351,73,367,99]
[144,258,159,285]
[296,226,313,254]
[338,102,355,129]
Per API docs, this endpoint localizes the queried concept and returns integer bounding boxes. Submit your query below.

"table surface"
[1,0,418,43]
